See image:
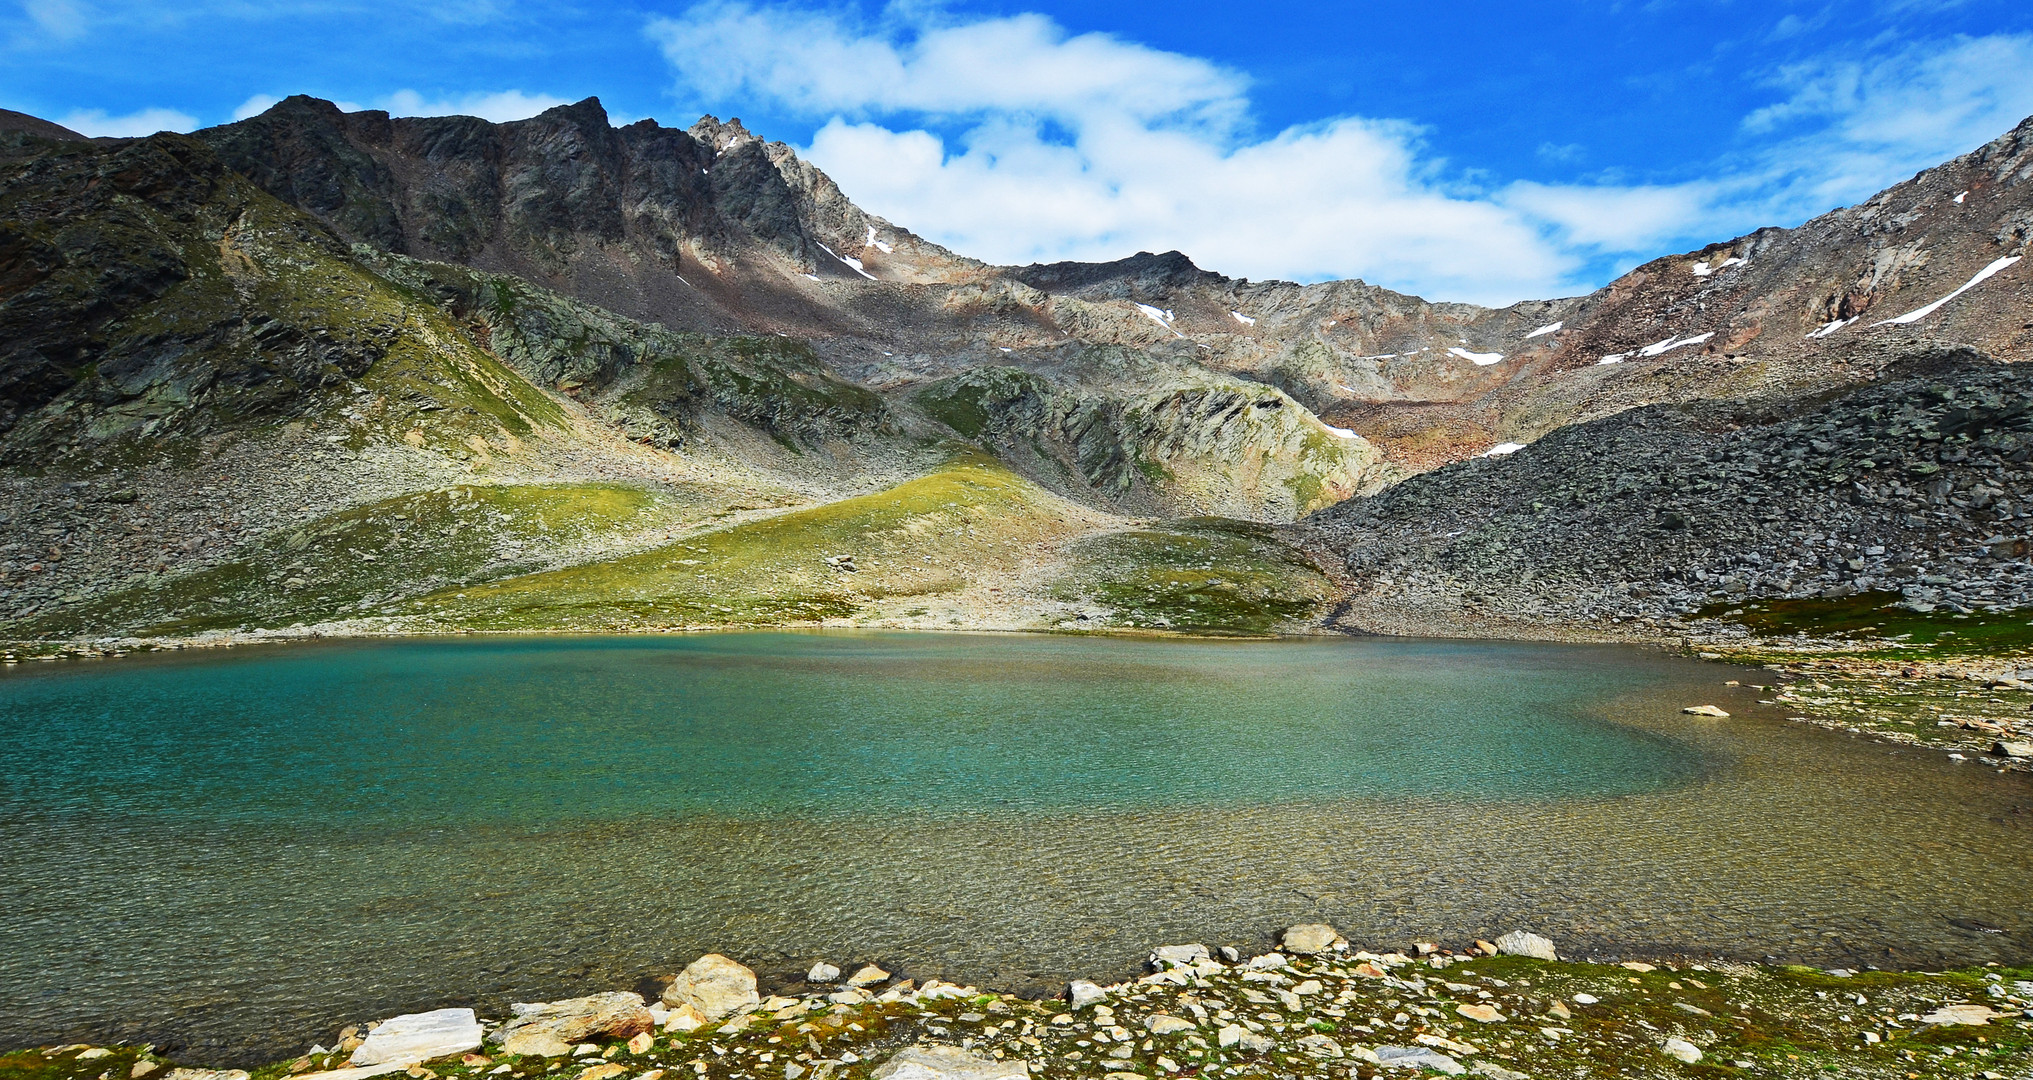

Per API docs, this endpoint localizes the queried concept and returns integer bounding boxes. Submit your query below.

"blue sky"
[6,1,2032,303]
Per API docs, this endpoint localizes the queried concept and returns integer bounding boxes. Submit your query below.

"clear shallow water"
[0,632,2028,1063]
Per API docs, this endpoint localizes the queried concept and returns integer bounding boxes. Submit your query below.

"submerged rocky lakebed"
[0,631,2028,1065]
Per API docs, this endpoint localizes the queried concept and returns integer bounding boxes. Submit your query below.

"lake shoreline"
[6,930,2029,1080]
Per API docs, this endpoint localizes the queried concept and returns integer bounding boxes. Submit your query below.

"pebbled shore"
[7,929,2030,1080]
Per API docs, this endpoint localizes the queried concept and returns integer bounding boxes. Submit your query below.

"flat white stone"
[1662,1037,1703,1063]
[348,1008,483,1066]
[870,1046,1028,1080]
[293,1065,413,1080]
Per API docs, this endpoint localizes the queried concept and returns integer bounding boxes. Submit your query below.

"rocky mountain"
[1308,343,2033,639]
[1,97,2030,643]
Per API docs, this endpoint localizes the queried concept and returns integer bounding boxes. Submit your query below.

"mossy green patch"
[404,454,1087,631]
[1705,591,2033,656]
[1048,518,1330,635]
[4,484,681,639]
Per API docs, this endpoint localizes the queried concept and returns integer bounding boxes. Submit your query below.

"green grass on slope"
[1048,518,1331,635]
[403,455,1086,631]
[4,485,681,639]
[1704,592,2033,658]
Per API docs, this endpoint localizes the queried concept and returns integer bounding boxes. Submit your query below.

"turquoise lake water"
[0,632,2027,1063]
[0,632,1704,820]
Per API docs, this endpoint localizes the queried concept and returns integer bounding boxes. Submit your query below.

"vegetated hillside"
[0,121,1361,639]
[3,98,2031,644]
[1308,344,2033,640]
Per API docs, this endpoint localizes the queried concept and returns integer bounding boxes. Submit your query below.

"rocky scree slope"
[1308,345,2033,638]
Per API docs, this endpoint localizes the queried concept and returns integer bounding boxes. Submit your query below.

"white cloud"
[650,2,1576,303]
[1742,32,2033,214]
[650,5,2033,304]
[377,88,571,123]
[21,0,89,39]
[55,105,198,137]
[231,93,280,121]
[648,3,1246,130]
[226,89,570,126]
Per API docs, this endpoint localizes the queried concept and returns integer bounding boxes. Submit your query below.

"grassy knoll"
[400,455,1094,632]
[1048,518,1332,636]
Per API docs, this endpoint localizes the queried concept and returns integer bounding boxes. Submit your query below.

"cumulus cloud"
[231,93,281,121]
[377,88,571,123]
[56,105,198,137]
[228,88,569,125]
[649,2,1574,302]
[651,5,2033,304]
[1743,32,2033,213]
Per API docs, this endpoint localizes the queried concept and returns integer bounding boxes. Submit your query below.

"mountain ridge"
[1,98,2030,643]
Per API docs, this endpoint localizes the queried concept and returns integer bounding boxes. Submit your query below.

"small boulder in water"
[1681,705,1730,717]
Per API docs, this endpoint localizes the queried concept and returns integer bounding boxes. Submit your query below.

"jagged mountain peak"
[688,114,758,153]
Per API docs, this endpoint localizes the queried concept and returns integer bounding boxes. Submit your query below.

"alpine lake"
[1,631,2027,1062]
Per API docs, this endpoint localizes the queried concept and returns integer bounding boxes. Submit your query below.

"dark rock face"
[0,110,88,142]
[0,133,371,445]
[195,98,974,334]
[1309,345,2033,633]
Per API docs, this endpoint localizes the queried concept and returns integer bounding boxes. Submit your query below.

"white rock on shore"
[493,993,652,1058]
[1375,1045,1464,1074]
[1280,924,1343,955]
[1149,944,1209,967]
[1493,930,1557,961]
[347,1009,483,1067]
[870,1045,1028,1080]
[661,954,759,1021]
